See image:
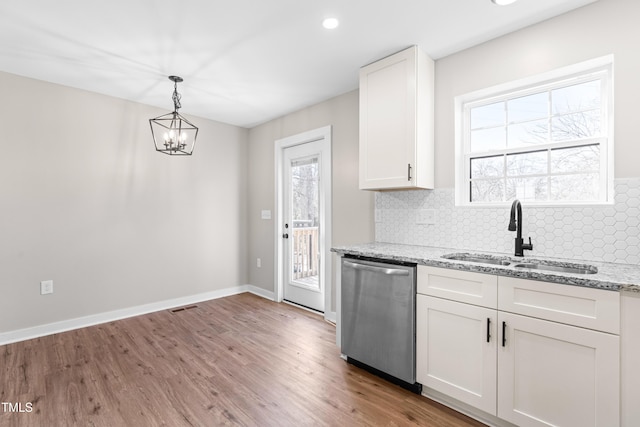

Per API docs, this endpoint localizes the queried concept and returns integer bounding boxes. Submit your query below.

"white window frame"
[454,55,614,207]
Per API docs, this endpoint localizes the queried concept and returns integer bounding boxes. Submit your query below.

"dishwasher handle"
[343,260,410,276]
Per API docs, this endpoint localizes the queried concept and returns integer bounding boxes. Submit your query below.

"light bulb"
[492,0,517,5]
[322,18,339,30]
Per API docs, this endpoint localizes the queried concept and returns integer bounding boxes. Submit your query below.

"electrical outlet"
[40,280,54,295]
[257,258,261,268]
[416,209,436,225]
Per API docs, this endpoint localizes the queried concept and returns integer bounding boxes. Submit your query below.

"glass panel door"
[290,156,320,290]
[283,139,325,312]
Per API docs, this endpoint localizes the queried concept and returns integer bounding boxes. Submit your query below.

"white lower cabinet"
[416,266,620,427]
[498,311,619,427]
[416,295,497,414]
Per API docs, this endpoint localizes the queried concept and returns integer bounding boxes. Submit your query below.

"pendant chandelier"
[149,76,199,155]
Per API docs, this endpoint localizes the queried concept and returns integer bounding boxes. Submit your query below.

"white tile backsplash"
[375,178,640,265]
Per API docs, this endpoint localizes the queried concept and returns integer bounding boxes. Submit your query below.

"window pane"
[551,144,600,173]
[471,179,504,202]
[470,127,506,152]
[470,102,505,129]
[471,156,503,179]
[552,110,601,141]
[290,156,320,289]
[508,119,549,147]
[461,64,609,205]
[506,151,547,177]
[508,92,548,123]
[552,80,601,115]
[506,177,548,201]
[550,174,599,201]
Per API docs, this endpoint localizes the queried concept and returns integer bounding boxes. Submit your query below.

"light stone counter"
[331,242,640,293]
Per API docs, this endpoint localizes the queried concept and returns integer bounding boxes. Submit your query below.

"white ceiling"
[0,0,597,128]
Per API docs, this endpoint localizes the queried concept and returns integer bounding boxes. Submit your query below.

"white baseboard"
[0,284,275,346]
[245,285,276,301]
[325,311,336,324]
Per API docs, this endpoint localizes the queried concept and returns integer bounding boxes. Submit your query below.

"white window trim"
[454,55,614,207]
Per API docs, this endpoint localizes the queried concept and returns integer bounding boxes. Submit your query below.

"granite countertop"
[331,242,640,293]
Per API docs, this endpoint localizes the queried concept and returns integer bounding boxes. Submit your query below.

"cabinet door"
[498,312,620,427]
[359,46,434,190]
[417,295,497,415]
[359,47,416,189]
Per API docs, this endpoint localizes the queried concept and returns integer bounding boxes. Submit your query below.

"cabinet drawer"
[418,266,497,309]
[498,276,620,334]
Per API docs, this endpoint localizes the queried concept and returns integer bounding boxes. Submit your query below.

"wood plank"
[0,293,485,426]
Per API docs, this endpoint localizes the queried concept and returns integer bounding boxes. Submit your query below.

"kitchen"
[249,0,640,420]
[1,0,639,425]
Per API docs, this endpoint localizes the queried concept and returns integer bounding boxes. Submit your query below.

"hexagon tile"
[375,178,640,265]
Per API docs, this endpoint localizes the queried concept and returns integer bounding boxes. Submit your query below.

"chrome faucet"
[508,199,533,257]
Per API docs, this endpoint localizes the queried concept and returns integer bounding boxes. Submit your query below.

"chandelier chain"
[172,80,182,111]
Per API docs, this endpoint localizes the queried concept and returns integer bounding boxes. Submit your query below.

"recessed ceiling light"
[492,0,518,5]
[322,17,339,30]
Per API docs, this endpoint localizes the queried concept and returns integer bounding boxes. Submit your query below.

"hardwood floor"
[1,293,486,427]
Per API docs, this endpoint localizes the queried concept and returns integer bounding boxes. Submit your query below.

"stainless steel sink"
[442,254,511,266]
[442,253,598,275]
[513,262,598,275]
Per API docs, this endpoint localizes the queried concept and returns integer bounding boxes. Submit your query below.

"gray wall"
[3,0,636,335]
[0,71,249,333]
[434,0,640,187]
[245,0,640,303]
[377,0,640,262]
[247,90,374,310]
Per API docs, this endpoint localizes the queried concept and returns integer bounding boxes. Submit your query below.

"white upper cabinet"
[359,46,434,190]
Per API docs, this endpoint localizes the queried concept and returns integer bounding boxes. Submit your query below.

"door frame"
[275,125,333,321]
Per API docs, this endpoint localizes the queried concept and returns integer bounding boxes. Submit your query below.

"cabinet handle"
[486,318,491,343]
[407,163,412,181]
[502,321,507,347]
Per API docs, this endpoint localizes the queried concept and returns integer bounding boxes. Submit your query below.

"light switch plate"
[40,280,54,295]
[261,210,271,220]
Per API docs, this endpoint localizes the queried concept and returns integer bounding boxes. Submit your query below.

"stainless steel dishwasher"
[341,255,420,393]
